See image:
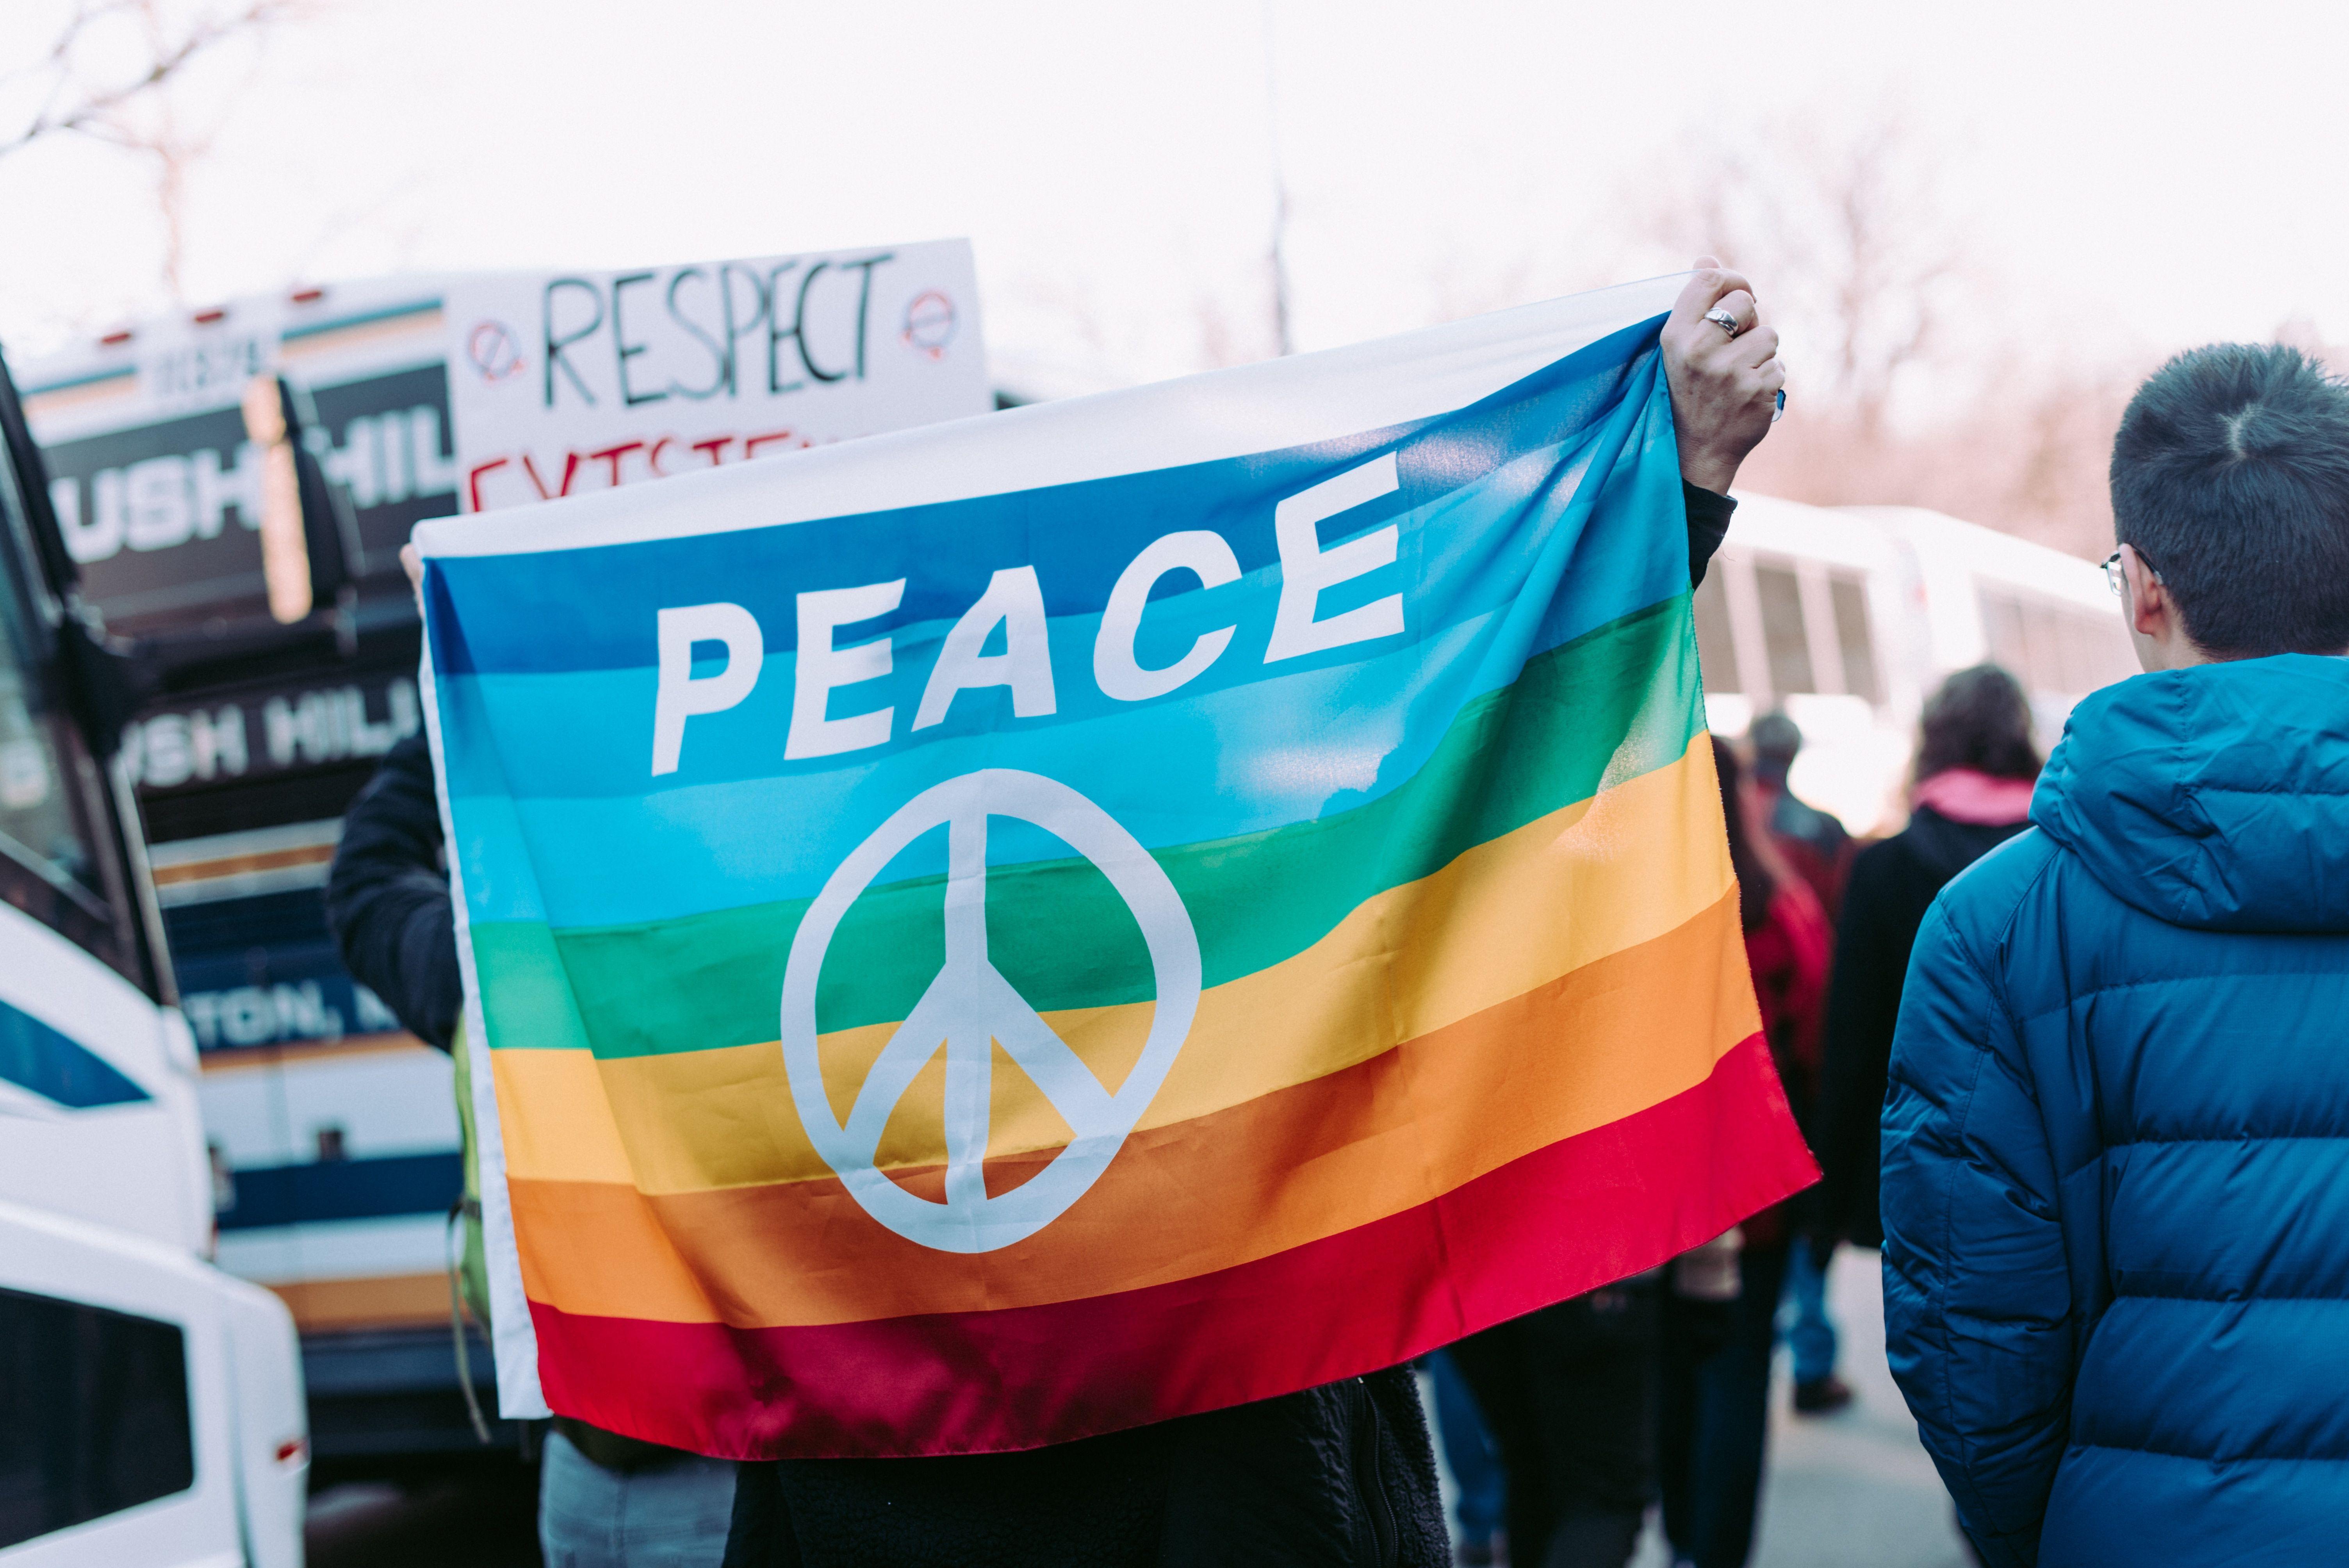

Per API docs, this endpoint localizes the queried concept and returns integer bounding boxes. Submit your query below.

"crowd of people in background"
[1428,341,2349,1568]
[1427,668,2040,1568]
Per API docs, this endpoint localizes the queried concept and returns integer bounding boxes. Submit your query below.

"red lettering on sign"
[467,458,510,513]
[588,440,645,487]
[520,451,583,500]
[691,436,733,466]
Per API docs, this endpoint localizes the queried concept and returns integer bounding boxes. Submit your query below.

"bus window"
[1693,570,1740,692]
[0,393,147,987]
[0,626,95,907]
[0,1286,196,1548]
[1982,584,2058,690]
[1754,561,1814,695]
[0,542,113,952]
[1982,584,2139,698]
[2060,609,2137,693]
[1828,572,1880,704]
[2035,607,2074,694]
[1980,589,2036,688]
[2024,605,2060,693]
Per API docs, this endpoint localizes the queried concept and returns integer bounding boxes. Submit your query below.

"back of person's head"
[1713,733,1790,934]
[1749,711,1802,774]
[1917,665,2040,782]
[2110,343,2349,657]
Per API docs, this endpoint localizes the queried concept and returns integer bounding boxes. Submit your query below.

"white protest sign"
[445,240,987,511]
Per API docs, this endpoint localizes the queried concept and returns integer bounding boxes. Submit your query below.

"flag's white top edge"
[414,274,1686,560]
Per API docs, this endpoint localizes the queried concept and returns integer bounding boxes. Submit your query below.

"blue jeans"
[1428,1347,1506,1546]
[539,1428,736,1568]
[1661,1241,1791,1568]
[1781,1235,1839,1385]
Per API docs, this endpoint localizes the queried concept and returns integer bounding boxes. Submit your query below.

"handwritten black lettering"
[664,269,729,402]
[543,278,604,409]
[765,261,807,396]
[612,271,666,408]
[794,261,848,384]
[718,263,771,399]
[840,251,894,380]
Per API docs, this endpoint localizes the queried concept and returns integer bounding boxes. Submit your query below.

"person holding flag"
[406,253,1802,1568]
[696,260,1792,1568]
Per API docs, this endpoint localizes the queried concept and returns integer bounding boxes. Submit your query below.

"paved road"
[307,1251,1970,1567]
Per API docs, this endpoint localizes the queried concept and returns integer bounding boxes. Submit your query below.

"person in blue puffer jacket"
[1881,341,2349,1568]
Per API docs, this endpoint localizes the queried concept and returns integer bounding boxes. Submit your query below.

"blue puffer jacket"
[1882,655,2349,1568]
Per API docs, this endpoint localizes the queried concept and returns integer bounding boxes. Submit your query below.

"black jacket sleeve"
[325,731,462,1053]
[1684,481,1735,589]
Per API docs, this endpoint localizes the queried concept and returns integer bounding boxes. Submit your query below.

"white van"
[0,1203,307,1568]
[0,346,308,1566]
[1697,494,2139,832]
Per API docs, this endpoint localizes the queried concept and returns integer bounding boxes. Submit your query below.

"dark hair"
[2110,343,2349,656]
[1915,664,2040,782]
[1713,734,1791,934]
[1748,711,1801,784]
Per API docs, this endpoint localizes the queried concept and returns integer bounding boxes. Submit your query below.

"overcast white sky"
[2,0,2345,393]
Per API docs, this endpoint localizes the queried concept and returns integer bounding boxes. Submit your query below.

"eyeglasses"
[2102,547,2162,598]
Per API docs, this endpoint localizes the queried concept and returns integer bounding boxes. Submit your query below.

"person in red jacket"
[1654,737,1829,1568]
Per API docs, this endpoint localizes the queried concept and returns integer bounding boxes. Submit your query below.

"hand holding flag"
[1665,256,1788,492]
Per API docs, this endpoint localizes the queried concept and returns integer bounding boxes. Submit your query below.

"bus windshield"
[0,388,127,957]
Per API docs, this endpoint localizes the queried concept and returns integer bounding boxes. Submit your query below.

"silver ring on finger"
[1703,307,1743,338]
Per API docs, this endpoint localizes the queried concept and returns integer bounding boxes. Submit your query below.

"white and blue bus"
[0,342,308,1567]
[1696,492,2139,833]
[17,282,495,1469]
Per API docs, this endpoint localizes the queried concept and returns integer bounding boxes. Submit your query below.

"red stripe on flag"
[528,1030,1814,1459]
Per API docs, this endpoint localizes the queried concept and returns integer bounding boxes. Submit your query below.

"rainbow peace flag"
[421,274,1815,1458]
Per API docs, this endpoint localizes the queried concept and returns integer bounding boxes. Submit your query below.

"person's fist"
[1661,256,1785,494]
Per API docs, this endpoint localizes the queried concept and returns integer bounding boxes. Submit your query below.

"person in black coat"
[1813,665,2039,1250]
[324,729,462,1049]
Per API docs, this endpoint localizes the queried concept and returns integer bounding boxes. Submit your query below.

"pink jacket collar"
[1912,767,2036,826]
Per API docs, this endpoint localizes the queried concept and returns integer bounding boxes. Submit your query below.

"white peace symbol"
[778,768,1201,1253]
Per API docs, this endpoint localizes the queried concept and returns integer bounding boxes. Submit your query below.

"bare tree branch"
[4,0,321,298]
[0,0,314,162]
[1627,108,1972,440]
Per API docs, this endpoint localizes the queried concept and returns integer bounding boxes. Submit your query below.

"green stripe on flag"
[472,595,1702,1060]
